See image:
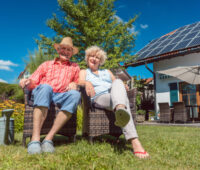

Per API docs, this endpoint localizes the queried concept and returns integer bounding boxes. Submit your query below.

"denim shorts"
[32,84,81,114]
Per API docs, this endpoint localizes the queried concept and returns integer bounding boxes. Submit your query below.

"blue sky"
[0,0,200,84]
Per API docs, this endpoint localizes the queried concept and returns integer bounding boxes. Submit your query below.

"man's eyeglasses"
[59,46,73,52]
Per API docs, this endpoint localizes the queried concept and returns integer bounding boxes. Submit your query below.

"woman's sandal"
[133,151,149,159]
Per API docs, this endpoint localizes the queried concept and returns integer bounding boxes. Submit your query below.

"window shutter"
[169,83,178,106]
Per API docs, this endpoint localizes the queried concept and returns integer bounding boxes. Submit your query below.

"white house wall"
[154,52,200,113]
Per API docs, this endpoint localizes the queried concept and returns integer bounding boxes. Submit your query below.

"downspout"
[145,63,156,90]
[145,63,157,119]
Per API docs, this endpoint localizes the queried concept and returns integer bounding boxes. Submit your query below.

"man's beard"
[59,49,69,56]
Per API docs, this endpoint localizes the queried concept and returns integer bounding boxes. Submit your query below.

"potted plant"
[136,109,146,123]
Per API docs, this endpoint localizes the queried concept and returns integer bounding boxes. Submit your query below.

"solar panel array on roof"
[136,21,200,60]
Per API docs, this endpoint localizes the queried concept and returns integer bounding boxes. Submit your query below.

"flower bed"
[0,100,25,132]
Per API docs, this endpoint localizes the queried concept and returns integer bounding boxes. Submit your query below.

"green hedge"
[0,82,24,103]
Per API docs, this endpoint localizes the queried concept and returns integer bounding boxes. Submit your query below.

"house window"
[159,74,171,80]
[179,82,200,120]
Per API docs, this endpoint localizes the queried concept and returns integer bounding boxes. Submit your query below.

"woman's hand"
[78,70,95,97]
[125,84,129,91]
[85,81,95,97]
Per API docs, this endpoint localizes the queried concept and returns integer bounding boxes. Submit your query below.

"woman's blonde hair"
[85,46,107,66]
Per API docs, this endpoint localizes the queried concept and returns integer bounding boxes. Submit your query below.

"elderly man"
[19,37,81,154]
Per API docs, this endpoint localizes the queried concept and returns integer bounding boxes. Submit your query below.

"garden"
[0,0,199,169]
[0,83,199,169]
[0,98,199,169]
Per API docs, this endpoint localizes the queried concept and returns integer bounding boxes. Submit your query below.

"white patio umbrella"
[157,65,200,85]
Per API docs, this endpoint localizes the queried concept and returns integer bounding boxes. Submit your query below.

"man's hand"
[67,82,78,91]
[19,79,31,89]
[85,81,95,97]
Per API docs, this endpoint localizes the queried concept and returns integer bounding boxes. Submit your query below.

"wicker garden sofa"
[22,88,77,146]
[80,86,137,143]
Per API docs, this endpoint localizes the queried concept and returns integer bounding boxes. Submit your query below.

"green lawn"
[0,125,200,170]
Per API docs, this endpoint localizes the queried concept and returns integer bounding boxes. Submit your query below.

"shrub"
[0,100,24,132]
[0,99,84,132]
[136,109,146,115]
[9,86,24,103]
[0,82,24,103]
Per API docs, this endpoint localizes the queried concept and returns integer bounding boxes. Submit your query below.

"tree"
[133,76,154,117]
[133,76,145,110]
[26,48,53,74]
[33,0,137,70]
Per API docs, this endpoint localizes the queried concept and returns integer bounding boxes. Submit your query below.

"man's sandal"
[27,141,41,154]
[41,140,55,153]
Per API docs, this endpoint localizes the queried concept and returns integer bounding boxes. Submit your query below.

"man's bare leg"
[31,106,48,141]
[44,111,72,141]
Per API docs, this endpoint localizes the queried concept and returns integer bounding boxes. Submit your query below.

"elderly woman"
[79,46,149,159]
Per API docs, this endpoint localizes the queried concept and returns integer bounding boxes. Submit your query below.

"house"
[142,77,154,102]
[124,21,200,121]
[141,77,154,120]
[18,66,30,80]
[115,69,134,89]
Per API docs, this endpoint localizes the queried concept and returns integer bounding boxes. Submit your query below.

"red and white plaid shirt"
[29,58,80,93]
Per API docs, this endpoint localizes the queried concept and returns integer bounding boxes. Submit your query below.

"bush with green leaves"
[136,109,146,115]
[0,82,24,103]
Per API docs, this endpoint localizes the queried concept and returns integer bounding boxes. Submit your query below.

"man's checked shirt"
[29,58,80,93]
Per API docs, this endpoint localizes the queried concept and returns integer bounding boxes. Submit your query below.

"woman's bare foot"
[131,138,149,159]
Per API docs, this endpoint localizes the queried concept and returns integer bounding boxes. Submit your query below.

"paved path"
[137,121,200,127]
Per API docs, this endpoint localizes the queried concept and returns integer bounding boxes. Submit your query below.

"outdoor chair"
[173,102,189,123]
[22,88,77,146]
[81,87,137,143]
[158,102,173,123]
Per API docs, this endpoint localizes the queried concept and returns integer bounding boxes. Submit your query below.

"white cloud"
[0,59,18,71]
[0,60,18,66]
[114,15,124,23]
[140,24,149,29]
[114,15,138,35]
[0,78,7,83]
[128,25,139,35]
[0,65,11,71]
[117,5,126,9]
